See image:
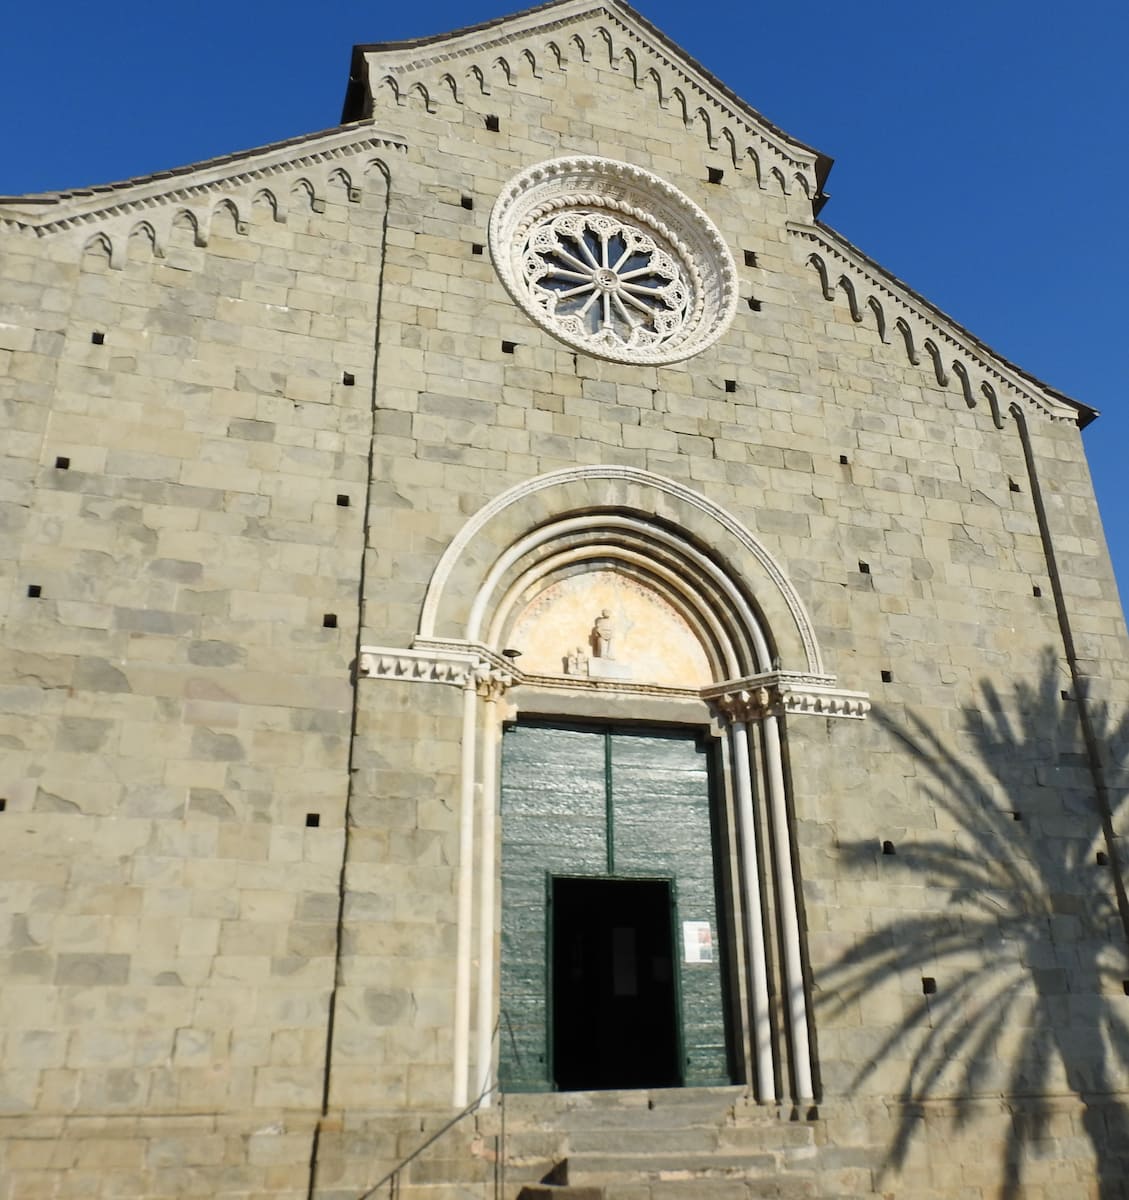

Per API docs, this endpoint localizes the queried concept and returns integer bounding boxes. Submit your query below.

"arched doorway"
[363,465,870,1107]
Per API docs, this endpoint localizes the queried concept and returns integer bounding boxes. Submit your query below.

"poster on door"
[682,920,714,964]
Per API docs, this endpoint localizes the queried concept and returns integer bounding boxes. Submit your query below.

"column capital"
[473,663,515,700]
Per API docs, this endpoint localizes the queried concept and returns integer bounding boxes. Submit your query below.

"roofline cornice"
[347,0,831,196]
[789,221,1093,428]
[0,123,406,236]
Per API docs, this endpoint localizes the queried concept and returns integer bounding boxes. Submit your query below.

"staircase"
[387,1086,822,1199]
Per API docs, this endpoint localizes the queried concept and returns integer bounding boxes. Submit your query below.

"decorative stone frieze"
[353,1,825,198]
[0,128,406,254]
[358,645,480,686]
[707,672,871,721]
[358,640,520,691]
[789,222,1088,427]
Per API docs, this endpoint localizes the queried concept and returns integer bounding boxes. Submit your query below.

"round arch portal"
[418,464,827,679]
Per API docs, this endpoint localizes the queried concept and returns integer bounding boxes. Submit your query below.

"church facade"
[3,2,1128,1196]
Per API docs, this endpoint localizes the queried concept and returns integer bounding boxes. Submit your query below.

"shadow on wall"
[818,648,1129,1198]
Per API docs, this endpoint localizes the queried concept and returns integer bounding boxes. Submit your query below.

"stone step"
[495,1085,746,1128]
[569,1149,783,1179]
[599,1181,821,1200]
[516,1188,603,1200]
[396,1088,822,1194]
[563,1126,725,1155]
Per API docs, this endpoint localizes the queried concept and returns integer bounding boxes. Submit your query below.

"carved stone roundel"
[490,157,738,365]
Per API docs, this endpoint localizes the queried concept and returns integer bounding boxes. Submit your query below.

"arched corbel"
[546,40,566,71]
[951,360,976,409]
[408,81,436,112]
[837,274,863,322]
[922,337,949,386]
[212,198,247,235]
[866,295,887,342]
[721,127,739,167]
[645,67,665,107]
[439,72,461,103]
[770,166,789,195]
[377,75,402,105]
[171,208,206,247]
[793,171,811,197]
[670,87,690,124]
[468,64,489,95]
[521,48,540,79]
[895,317,919,365]
[252,188,283,222]
[594,26,616,66]
[329,168,361,203]
[81,232,116,270]
[807,253,834,301]
[492,56,515,87]
[291,178,324,214]
[745,147,763,187]
[981,380,1006,429]
[127,220,163,260]
[694,107,718,150]
[620,47,640,87]
[569,33,588,62]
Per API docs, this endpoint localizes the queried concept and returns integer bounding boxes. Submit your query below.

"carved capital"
[712,685,776,723]
[473,664,515,700]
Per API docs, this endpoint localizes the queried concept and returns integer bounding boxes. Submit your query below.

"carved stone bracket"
[358,646,477,685]
[706,671,871,722]
[358,640,520,695]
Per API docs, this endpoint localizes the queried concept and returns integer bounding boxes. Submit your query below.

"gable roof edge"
[789,221,1095,429]
[0,123,406,235]
[345,0,832,199]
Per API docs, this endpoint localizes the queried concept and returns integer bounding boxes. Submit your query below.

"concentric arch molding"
[489,156,738,365]
[418,465,826,677]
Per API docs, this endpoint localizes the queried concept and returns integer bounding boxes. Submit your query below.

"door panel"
[500,725,607,1091]
[499,722,733,1092]
[609,732,731,1086]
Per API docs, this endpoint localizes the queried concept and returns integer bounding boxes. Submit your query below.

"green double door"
[499,722,733,1092]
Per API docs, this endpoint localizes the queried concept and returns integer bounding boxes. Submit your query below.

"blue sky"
[3,0,1126,616]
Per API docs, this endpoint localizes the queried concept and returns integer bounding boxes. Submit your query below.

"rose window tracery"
[523,211,691,354]
[490,157,738,365]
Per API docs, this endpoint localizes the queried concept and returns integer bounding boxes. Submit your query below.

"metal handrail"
[358,1084,493,1200]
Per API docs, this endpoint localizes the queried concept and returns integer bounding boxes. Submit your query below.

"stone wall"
[2,2,1128,1196]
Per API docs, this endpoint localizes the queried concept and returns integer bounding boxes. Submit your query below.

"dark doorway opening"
[551,876,681,1091]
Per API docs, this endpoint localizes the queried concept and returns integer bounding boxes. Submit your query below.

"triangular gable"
[343,0,832,207]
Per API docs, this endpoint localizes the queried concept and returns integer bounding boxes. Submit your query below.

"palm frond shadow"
[817,648,1129,1197]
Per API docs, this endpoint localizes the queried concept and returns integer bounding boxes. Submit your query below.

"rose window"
[523,211,690,354]
[490,157,738,365]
